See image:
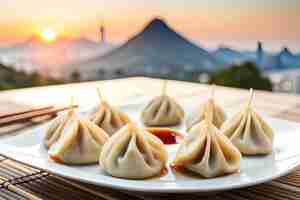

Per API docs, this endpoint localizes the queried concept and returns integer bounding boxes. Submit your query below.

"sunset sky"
[1,0,300,51]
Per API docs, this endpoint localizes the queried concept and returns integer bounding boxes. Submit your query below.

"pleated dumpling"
[221,89,273,155]
[100,123,168,179]
[90,89,131,136]
[173,101,241,178]
[141,81,184,126]
[49,118,109,165]
[44,108,77,149]
[186,86,225,131]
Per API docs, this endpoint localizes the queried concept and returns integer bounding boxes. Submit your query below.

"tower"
[99,24,105,44]
[257,41,263,66]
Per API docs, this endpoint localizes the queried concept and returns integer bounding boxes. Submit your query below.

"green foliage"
[209,62,273,91]
[0,63,65,91]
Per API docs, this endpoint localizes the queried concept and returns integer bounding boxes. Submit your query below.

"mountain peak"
[142,18,170,33]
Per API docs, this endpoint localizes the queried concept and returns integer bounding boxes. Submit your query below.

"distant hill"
[277,47,300,69]
[0,37,113,55]
[68,18,218,80]
[0,38,114,78]
[212,47,250,67]
[213,45,300,71]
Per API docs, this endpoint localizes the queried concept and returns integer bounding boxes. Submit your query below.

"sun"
[40,28,57,43]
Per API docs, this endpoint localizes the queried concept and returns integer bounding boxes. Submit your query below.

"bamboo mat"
[1,78,300,199]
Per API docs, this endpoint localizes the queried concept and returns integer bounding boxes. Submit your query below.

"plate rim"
[1,143,300,193]
[1,113,300,193]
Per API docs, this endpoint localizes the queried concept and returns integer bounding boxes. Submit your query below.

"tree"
[209,62,273,91]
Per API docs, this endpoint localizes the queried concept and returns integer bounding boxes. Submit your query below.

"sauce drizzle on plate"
[50,155,64,164]
[146,167,168,180]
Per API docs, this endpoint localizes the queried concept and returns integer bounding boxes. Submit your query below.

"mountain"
[212,47,250,67]
[0,38,114,77]
[68,18,218,80]
[256,46,300,71]
[0,37,113,60]
[212,43,300,71]
[277,47,300,68]
[257,53,282,70]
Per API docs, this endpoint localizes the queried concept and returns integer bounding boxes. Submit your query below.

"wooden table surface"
[1,77,300,199]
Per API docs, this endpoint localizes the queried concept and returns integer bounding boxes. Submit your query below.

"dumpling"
[49,118,109,165]
[100,123,168,179]
[90,89,131,136]
[221,89,273,155]
[186,86,225,131]
[173,101,241,178]
[90,101,130,136]
[44,108,77,149]
[141,81,184,126]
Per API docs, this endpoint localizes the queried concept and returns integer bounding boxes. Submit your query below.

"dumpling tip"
[203,101,214,124]
[210,84,215,99]
[127,122,137,132]
[96,87,104,102]
[161,80,168,95]
[67,96,77,114]
[247,88,254,108]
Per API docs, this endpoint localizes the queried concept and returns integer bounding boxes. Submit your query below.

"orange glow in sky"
[0,0,299,51]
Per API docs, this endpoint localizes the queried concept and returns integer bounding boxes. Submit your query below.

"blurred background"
[0,0,299,93]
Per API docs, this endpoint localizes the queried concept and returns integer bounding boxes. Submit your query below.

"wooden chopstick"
[0,105,78,127]
[0,106,54,119]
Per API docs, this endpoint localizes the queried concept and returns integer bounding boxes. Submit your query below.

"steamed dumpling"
[141,95,184,126]
[44,109,77,149]
[90,100,131,136]
[141,81,184,126]
[186,87,225,131]
[100,123,168,179]
[221,89,273,155]
[49,118,109,165]
[173,101,241,178]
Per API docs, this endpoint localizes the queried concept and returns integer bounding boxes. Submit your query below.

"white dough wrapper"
[141,95,184,126]
[90,101,131,136]
[174,120,241,178]
[44,109,77,149]
[49,118,109,165]
[100,123,168,179]
[221,106,273,155]
[186,97,226,131]
[174,99,241,178]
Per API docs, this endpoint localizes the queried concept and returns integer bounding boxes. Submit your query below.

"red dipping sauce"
[146,127,185,145]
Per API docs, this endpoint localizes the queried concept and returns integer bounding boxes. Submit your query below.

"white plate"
[1,103,300,193]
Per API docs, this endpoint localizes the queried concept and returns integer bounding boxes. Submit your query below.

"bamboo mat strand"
[0,188,25,200]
